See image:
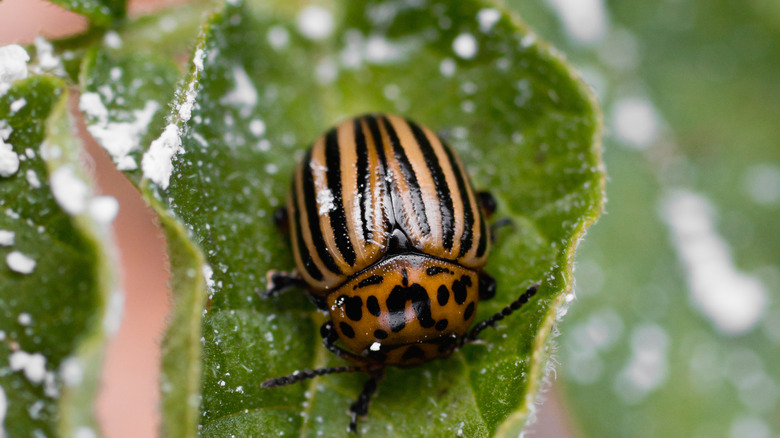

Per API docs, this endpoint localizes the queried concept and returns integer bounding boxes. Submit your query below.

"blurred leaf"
[79,0,603,436]
[47,0,126,26]
[0,77,116,437]
[506,1,780,437]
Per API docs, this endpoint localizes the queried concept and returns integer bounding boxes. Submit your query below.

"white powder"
[6,251,36,274]
[0,140,19,177]
[477,8,501,33]
[33,36,62,73]
[61,357,84,386]
[297,6,334,40]
[221,65,257,117]
[0,230,14,246]
[9,351,47,384]
[249,119,266,137]
[743,164,780,205]
[662,190,768,334]
[614,324,669,403]
[267,26,290,49]
[50,165,89,214]
[17,313,32,326]
[453,33,478,59]
[612,97,660,149]
[142,124,182,190]
[0,44,29,95]
[103,30,122,49]
[82,95,160,170]
[26,169,41,188]
[546,0,608,44]
[0,385,6,435]
[0,119,12,140]
[440,58,456,77]
[88,195,119,224]
[9,98,26,113]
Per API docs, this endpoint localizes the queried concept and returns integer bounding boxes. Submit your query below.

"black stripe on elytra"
[354,119,372,243]
[408,120,454,250]
[292,184,323,281]
[355,275,383,289]
[302,148,342,275]
[476,209,488,258]
[440,138,474,257]
[325,128,356,266]
[365,115,395,231]
[381,116,431,236]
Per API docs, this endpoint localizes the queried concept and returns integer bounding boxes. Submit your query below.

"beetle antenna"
[261,366,362,388]
[465,283,539,343]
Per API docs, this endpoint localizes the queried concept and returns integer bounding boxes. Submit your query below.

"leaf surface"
[0,77,116,437]
[79,0,604,436]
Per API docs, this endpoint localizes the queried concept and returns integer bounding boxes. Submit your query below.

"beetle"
[261,113,538,433]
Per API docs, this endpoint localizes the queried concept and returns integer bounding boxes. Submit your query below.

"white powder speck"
[33,36,62,72]
[74,426,97,438]
[89,195,119,224]
[159,16,177,32]
[193,48,205,72]
[110,67,122,81]
[0,44,29,95]
[0,385,6,434]
[18,313,32,326]
[316,188,335,215]
[7,251,36,274]
[221,65,257,117]
[267,26,290,49]
[0,139,19,177]
[614,323,668,403]
[142,124,182,190]
[9,98,26,113]
[369,342,381,352]
[265,164,278,174]
[0,120,12,140]
[743,163,780,205]
[203,264,215,292]
[453,33,478,59]
[0,230,14,246]
[50,165,89,214]
[662,190,768,334]
[249,119,266,137]
[297,6,334,41]
[546,0,608,44]
[84,99,160,171]
[61,357,84,386]
[477,8,501,33]
[612,97,660,148]
[103,30,122,49]
[9,351,47,384]
[365,36,399,63]
[440,58,456,77]
[103,289,124,335]
[315,58,338,84]
[26,169,41,188]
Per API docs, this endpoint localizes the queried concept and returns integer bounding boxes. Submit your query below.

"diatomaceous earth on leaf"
[260,114,541,433]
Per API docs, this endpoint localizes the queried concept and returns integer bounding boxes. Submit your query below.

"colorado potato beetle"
[261,114,538,433]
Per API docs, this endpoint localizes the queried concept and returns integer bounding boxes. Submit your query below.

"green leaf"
[506,1,780,437]
[0,77,116,437]
[47,0,126,26]
[79,0,603,435]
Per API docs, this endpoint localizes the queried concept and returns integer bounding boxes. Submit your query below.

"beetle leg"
[349,369,385,434]
[477,191,498,217]
[259,270,306,299]
[320,321,371,365]
[478,272,497,301]
[464,283,539,343]
[273,207,290,235]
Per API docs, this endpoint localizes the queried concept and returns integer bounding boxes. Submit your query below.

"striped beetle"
[262,114,538,433]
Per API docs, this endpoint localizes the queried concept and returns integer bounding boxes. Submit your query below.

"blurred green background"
[508,1,780,437]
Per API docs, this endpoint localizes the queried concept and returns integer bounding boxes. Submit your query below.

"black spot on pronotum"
[464,302,475,320]
[339,322,355,338]
[452,275,472,305]
[401,268,409,287]
[435,319,448,331]
[401,345,425,361]
[339,295,363,322]
[437,285,449,306]
[366,295,381,317]
[374,329,388,339]
[426,266,450,276]
[355,275,383,289]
